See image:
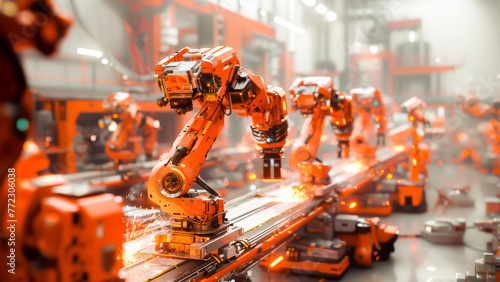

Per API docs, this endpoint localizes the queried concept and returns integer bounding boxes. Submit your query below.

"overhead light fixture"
[101,58,109,65]
[316,4,327,14]
[409,30,416,43]
[369,45,379,54]
[302,0,315,7]
[77,48,103,58]
[239,0,257,11]
[435,57,442,63]
[273,16,306,35]
[260,9,267,16]
[326,10,337,22]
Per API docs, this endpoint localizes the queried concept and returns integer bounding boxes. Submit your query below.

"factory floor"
[239,162,499,282]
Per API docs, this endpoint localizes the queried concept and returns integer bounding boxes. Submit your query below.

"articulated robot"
[455,96,500,174]
[1,2,124,282]
[350,87,388,158]
[458,95,491,118]
[485,100,500,174]
[387,97,430,212]
[148,46,288,259]
[99,92,159,164]
[288,76,355,185]
[402,97,431,182]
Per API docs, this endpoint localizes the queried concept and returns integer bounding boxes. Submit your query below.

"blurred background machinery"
[2,0,500,281]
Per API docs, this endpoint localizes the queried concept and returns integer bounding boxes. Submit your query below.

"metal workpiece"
[421,218,467,244]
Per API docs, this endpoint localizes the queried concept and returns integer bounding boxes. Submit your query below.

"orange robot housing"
[401,97,431,182]
[350,88,388,158]
[101,92,159,164]
[0,0,71,184]
[459,96,491,118]
[290,77,354,167]
[148,46,288,259]
[289,76,355,185]
[485,100,500,174]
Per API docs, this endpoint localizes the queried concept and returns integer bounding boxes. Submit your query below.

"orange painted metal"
[198,206,325,282]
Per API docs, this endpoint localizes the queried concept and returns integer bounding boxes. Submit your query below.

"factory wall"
[401,0,500,97]
[21,1,160,96]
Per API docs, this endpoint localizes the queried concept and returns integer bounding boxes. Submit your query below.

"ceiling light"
[326,11,337,22]
[77,48,103,58]
[316,4,327,14]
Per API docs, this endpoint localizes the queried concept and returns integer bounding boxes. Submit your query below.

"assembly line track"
[121,146,409,282]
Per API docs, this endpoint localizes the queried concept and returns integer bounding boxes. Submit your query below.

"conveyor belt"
[121,146,410,282]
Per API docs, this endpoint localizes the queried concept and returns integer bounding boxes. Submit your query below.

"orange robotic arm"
[460,96,491,118]
[330,91,355,158]
[288,77,333,184]
[228,66,288,180]
[148,47,288,233]
[372,89,388,146]
[103,92,158,164]
[105,121,140,163]
[351,88,388,148]
[401,97,431,182]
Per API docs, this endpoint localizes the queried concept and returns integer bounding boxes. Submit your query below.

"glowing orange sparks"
[349,202,357,209]
[386,173,393,179]
[270,256,284,268]
[248,173,257,180]
[343,161,363,173]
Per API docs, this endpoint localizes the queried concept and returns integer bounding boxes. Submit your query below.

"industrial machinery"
[0,3,124,281]
[0,0,71,184]
[350,87,388,159]
[120,136,410,281]
[260,212,398,277]
[337,97,430,215]
[100,92,159,164]
[432,185,474,214]
[453,96,500,175]
[333,214,398,267]
[421,218,467,244]
[456,253,500,282]
[288,76,355,186]
[384,97,430,212]
[260,235,351,279]
[147,46,288,259]
[458,95,491,118]
[485,99,500,175]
